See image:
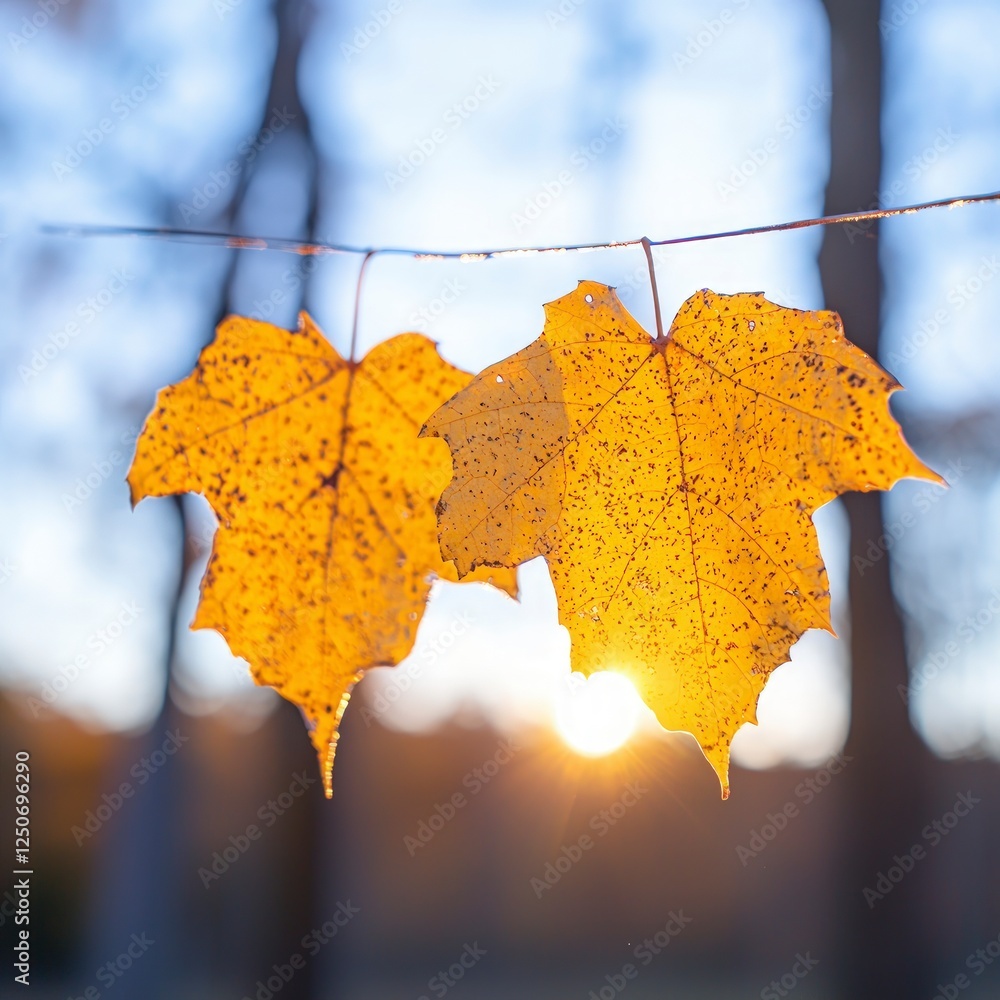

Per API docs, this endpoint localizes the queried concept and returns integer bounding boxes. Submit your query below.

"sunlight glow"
[555,672,642,757]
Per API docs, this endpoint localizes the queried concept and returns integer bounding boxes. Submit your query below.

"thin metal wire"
[39,189,1000,262]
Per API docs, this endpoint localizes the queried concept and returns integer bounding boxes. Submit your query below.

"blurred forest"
[1,0,999,998]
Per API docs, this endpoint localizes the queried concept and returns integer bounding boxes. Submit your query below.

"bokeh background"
[1,0,999,996]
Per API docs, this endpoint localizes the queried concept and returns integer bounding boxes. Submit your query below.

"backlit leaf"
[129,313,516,795]
[422,281,940,796]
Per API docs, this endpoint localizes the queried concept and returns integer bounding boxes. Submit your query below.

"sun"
[554,671,643,757]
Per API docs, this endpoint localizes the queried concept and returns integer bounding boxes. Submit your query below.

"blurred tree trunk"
[87,1,322,997]
[819,2,932,996]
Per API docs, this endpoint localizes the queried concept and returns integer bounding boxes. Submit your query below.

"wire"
[40,189,1000,262]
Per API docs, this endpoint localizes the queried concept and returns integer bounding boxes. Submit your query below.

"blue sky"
[1,0,997,767]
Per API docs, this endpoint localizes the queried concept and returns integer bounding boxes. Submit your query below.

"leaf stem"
[642,236,665,343]
[350,250,376,362]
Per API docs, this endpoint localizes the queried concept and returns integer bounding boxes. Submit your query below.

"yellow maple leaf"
[129,313,516,796]
[422,281,940,797]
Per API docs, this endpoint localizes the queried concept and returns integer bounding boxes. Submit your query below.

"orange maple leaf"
[422,281,940,796]
[129,313,516,795]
